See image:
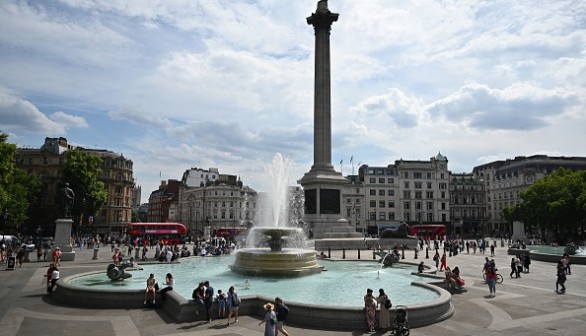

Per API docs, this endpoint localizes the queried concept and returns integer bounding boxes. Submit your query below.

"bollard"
[358,248,361,259]
[501,240,504,247]
[93,247,99,260]
[401,247,405,259]
[426,247,429,259]
[342,248,346,259]
[135,247,141,260]
[373,251,376,260]
[449,248,452,257]
[414,250,418,259]
[328,248,331,259]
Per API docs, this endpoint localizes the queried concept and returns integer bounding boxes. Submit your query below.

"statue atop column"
[60,183,75,218]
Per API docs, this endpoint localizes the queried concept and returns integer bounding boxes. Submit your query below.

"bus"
[409,224,446,240]
[216,227,247,242]
[127,222,188,245]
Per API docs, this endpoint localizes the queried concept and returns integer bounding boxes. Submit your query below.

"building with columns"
[449,173,487,238]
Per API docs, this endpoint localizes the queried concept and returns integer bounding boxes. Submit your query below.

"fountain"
[230,154,324,277]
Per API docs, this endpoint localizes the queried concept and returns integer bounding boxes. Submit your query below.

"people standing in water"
[364,288,376,332]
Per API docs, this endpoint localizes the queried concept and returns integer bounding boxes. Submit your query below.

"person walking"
[376,288,391,331]
[364,288,376,333]
[485,265,497,297]
[556,262,567,293]
[258,302,277,336]
[439,252,447,271]
[274,297,290,336]
[433,251,440,269]
[509,257,518,278]
[226,286,240,326]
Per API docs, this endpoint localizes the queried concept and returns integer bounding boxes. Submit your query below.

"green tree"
[6,168,42,232]
[131,209,140,222]
[520,168,586,242]
[60,149,108,230]
[0,132,17,211]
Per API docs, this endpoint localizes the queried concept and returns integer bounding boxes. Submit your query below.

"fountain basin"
[57,257,453,329]
[230,248,324,277]
[508,245,586,264]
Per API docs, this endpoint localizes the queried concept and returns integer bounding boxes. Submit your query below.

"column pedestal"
[54,218,76,261]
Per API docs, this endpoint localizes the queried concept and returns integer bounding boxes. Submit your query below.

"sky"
[1,0,586,204]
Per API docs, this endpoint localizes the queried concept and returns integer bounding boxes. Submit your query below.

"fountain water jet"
[230,154,324,277]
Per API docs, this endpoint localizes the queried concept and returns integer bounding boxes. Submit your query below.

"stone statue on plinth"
[60,183,75,218]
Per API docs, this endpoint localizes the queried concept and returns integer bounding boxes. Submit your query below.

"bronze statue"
[61,183,75,218]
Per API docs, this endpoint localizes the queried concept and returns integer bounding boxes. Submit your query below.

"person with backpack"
[258,302,277,336]
[226,286,240,326]
[376,288,391,331]
[274,297,290,336]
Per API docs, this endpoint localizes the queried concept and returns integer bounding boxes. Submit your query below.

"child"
[216,289,227,318]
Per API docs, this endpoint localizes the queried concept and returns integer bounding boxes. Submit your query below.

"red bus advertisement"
[409,224,446,240]
[216,227,247,242]
[127,222,187,245]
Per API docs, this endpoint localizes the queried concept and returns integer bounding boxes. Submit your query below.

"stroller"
[391,305,409,336]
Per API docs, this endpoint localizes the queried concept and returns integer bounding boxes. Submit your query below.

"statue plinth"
[54,218,76,261]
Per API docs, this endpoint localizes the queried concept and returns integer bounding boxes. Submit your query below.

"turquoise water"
[70,256,439,307]
[527,245,586,256]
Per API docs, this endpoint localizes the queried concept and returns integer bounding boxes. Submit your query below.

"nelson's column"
[299,0,361,239]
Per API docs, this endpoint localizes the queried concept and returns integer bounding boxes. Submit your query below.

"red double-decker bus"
[409,224,446,240]
[127,222,187,245]
[216,227,247,242]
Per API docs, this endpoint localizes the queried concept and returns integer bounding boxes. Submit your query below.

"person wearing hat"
[258,302,277,336]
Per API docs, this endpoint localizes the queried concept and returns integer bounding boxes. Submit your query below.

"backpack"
[384,298,392,309]
[232,293,241,306]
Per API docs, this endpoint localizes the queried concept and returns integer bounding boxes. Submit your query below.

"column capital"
[307,1,338,30]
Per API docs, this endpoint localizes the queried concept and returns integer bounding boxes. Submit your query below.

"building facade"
[449,173,487,238]
[473,155,586,235]
[147,180,180,223]
[16,137,134,236]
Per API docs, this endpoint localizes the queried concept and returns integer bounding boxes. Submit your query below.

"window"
[370,201,376,207]
[415,202,422,210]
[379,212,386,220]
[426,191,434,198]
[370,190,376,195]
[387,178,394,184]
[379,178,385,183]
[414,172,422,179]
[404,181,410,188]
[404,202,410,209]
[440,173,445,179]
[414,182,422,189]
[388,212,395,220]
[388,201,395,208]
[370,178,376,183]
[441,191,446,198]
[439,183,447,189]
[441,203,446,210]
[379,201,385,208]
[347,198,351,203]
[415,191,422,199]
[404,212,411,221]
[388,190,394,196]
[426,172,432,179]
[403,191,411,198]
[379,190,385,196]
[403,172,409,178]
[427,182,432,189]
[427,202,433,210]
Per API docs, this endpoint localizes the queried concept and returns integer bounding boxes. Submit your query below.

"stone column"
[307,0,338,173]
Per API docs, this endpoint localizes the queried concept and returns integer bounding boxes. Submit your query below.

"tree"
[132,209,140,222]
[6,168,42,233]
[0,132,17,211]
[519,168,586,242]
[60,149,108,231]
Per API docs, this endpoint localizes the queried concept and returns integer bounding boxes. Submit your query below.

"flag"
[350,155,353,163]
[340,159,343,164]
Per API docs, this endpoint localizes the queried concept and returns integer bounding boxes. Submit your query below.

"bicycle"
[483,272,504,284]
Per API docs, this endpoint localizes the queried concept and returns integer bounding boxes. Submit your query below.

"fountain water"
[230,154,324,277]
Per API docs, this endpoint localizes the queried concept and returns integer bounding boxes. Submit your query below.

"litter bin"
[93,247,99,260]
[7,256,16,270]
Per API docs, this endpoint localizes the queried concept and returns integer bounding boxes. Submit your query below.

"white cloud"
[0,88,65,134]
[49,111,88,128]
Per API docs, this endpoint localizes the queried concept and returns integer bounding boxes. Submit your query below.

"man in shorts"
[274,297,290,336]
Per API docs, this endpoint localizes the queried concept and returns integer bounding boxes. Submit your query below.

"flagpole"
[340,160,343,175]
[351,155,354,176]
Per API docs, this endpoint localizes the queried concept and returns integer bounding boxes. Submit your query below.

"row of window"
[367,172,447,182]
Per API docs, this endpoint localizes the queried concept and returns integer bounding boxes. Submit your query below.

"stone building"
[147,180,180,223]
[351,153,450,235]
[449,173,487,238]
[16,137,134,236]
[472,155,586,235]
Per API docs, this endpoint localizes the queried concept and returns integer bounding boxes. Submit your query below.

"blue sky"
[1,0,585,203]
